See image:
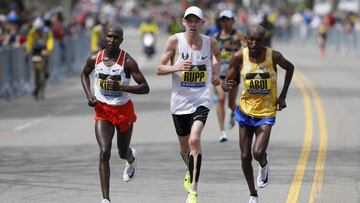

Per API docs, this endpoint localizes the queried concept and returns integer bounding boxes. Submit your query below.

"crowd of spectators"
[1,0,360,50]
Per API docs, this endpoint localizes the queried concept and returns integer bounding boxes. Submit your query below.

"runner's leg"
[178,135,190,166]
[95,120,115,201]
[253,124,272,166]
[228,85,238,112]
[188,120,204,192]
[239,125,257,195]
[215,84,226,132]
[228,85,239,129]
[116,125,134,163]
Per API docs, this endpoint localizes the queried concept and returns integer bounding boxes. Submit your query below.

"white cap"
[219,10,234,19]
[184,6,203,20]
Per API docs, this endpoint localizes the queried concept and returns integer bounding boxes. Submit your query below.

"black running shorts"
[172,106,210,136]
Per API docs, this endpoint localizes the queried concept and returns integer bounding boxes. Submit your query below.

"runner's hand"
[175,59,192,71]
[106,79,121,92]
[212,75,220,86]
[87,95,97,107]
[276,96,287,111]
[222,79,236,92]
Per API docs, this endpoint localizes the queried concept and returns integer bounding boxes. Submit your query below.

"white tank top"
[93,49,130,106]
[171,33,212,114]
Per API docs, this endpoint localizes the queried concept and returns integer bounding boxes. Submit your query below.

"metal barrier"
[0,47,32,99]
[329,29,360,53]
[274,25,360,55]
[1,23,359,99]
[0,31,90,100]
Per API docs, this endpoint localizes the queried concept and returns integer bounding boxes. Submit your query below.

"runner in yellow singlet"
[222,24,294,203]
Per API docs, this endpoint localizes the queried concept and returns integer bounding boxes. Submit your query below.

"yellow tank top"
[240,47,277,118]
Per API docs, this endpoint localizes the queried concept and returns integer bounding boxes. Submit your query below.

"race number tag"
[181,65,206,88]
[245,72,271,95]
[221,51,232,61]
[98,73,123,97]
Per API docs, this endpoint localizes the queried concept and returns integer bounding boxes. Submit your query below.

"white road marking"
[12,105,74,132]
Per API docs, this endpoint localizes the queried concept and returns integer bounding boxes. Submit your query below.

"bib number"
[245,72,271,95]
[181,64,207,88]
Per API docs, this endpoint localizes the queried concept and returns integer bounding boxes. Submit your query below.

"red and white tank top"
[93,49,131,106]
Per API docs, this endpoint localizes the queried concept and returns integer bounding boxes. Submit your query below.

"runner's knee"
[241,153,252,163]
[188,137,200,148]
[99,147,111,161]
[252,149,265,161]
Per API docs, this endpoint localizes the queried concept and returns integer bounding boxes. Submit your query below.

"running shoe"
[100,199,111,203]
[249,195,259,203]
[123,148,137,182]
[184,171,191,193]
[257,157,269,188]
[219,131,228,143]
[186,191,198,203]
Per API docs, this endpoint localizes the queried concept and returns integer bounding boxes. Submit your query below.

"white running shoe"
[123,148,137,182]
[249,195,259,203]
[100,199,111,203]
[219,131,228,143]
[257,157,269,188]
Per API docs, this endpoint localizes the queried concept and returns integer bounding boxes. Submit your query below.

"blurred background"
[0,0,359,99]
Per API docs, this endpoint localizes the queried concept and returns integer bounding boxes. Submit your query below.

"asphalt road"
[0,29,359,203]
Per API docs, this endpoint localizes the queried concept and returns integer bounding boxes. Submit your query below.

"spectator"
[167,15,183,35]
[260,14,274,47]
[52,8,66,62]
[91,17,105,53]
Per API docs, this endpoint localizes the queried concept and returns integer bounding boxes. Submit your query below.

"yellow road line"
[286,72,314,203]
[297,72,328,203]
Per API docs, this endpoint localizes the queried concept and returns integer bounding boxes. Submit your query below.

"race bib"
[98,73,123,96]
[181,64,206,88]
[245,72,271,95]
[221,51,232,62]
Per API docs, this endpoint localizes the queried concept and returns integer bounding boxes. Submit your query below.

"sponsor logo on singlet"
[181,64,206,88]
[245,72,271,95]
[182,53,189,60]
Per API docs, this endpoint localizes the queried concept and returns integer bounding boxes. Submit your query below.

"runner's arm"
[119,53,150,94]
[80,55,97,106]
[273,50,294,110]
[156,35,191,75]
[210,37,221,86]
[223,51,242,92]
